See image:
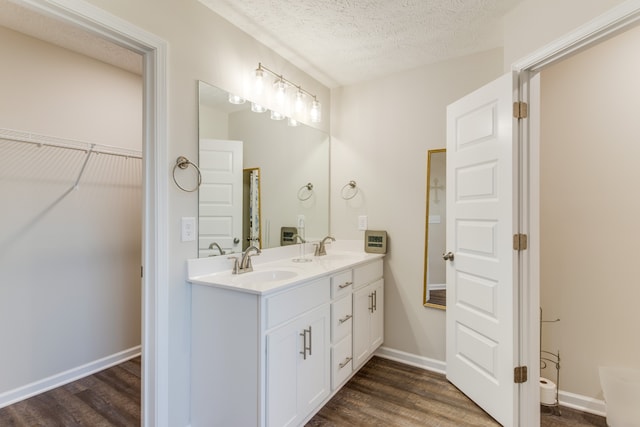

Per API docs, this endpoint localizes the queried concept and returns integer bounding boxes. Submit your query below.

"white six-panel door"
[445,73,519,426]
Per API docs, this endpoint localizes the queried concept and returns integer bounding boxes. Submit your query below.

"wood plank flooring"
[0,357,140,427]
[308,357,606,427]
[0,355,606,426]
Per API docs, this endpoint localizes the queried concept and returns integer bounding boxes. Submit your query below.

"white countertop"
[187,240,384,295]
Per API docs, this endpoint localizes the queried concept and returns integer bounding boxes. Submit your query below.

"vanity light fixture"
[287,117,299,127]
[228,93,245,105]
[254,62,322,123]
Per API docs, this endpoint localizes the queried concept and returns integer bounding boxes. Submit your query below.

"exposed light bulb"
[287,117,299,127]
[228,93,245,105]
[270,110,285,120]
[254,67,264,95]
[251,102,266,113]
[310,99,322,123]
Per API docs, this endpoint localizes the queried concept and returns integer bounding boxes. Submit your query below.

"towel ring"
[297,183,313,201]
[173,156,202,192]
[341,180,358,200]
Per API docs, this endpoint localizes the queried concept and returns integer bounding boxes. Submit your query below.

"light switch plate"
[181,217,196,242]
[358,215,368,230]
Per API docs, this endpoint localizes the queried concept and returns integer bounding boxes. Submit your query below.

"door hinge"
[513,233,528,251]
[514,366,528,383]
[141,266,144,278]
[513,101,528,119]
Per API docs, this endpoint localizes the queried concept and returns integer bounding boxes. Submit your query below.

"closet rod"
[0,128,142,159]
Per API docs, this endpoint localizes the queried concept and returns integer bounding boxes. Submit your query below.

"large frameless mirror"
[197,81,330,257]
[423,148,446,309]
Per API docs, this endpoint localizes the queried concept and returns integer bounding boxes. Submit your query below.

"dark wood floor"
[308,357,607,427]
[0,357,140,426]
[0,355,606,426]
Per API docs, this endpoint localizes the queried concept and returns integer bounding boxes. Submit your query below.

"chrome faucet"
[314,236,335,256]
[208,242,225,256]
[234,246,262,274]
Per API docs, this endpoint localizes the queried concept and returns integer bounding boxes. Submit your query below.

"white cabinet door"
[297,306,331,419]
[266,304,330,427]
[353,279,384,368]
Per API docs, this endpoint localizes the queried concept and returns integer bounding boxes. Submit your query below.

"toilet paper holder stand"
[540,308,561,415]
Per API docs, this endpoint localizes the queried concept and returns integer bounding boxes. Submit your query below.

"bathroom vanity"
[188,245,384,426]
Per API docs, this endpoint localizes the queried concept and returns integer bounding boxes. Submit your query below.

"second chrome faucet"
[314,236,335,256]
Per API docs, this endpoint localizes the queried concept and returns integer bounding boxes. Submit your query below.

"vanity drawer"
[331,294,352,343]
[332,335,353,390]
[353,260,383,289]
[331,270,353,298]
[265,277,330,329]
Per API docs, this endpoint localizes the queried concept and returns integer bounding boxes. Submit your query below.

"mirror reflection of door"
[198,138,243,257]
[423,149,446,308]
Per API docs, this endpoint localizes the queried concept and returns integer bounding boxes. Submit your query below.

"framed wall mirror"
[198,81,330,257]
[423,148,447,309]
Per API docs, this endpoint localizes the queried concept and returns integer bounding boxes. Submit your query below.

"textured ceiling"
[0,0,142,75]
[199,0,524,87]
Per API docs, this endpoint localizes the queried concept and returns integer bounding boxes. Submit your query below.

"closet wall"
[540,24,640,402]
[0,26,142,405]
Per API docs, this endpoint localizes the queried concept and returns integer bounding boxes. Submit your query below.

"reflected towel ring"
[341,180,358,200]
[297,182,314,201]
[173,156,202,192]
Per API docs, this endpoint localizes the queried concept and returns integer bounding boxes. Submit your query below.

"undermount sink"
[233,269,299,285]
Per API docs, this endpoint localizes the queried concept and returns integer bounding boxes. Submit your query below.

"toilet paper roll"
[540,377,557,405]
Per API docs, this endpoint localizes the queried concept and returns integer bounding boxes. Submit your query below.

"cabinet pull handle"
[339,356,353,369]
[373,290,377,312]
[338,314,353,324]
[299,326,312,359]
[368,293,374,313]
[338,281,353,289]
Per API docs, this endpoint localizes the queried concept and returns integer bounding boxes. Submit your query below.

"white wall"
[540,24,640,399]
[0,26,142,149]
[0,26,142,402]
[330,48,504,361]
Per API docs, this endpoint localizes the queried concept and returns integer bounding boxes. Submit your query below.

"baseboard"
[375,347,606,418]
[558,390,606,417]
[0,345,141,409]
[374,346,446,375]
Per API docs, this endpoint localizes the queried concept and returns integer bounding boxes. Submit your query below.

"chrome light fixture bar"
[255,62,321,123]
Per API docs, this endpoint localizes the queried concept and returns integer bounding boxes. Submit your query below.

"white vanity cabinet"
[352,260,384,369]
[189,254,384,427]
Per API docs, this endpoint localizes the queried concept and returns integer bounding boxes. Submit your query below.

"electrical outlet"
[358,215,368,230]
[181,217,196,242]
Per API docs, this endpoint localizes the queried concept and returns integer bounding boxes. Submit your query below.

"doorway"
[1,1,169,425]
[516,4,640,425]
